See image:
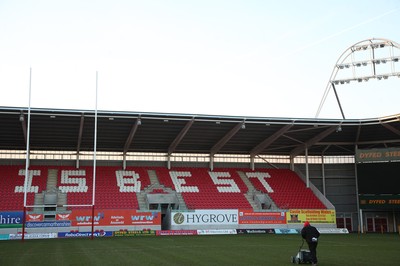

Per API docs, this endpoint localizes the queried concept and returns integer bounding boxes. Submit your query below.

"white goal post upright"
[91,71,98,240]
[22,67,32,241]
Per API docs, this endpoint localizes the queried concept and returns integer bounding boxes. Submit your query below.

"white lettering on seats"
[169,171,199,193]
[59,170,88,193]
[115,170,141,192]
[208,172,240,193]
[245,172,274,193]
[15,170,40,193]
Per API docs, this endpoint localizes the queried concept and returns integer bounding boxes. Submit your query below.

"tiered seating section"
[94,166,150,209]
[244,169,326,209]
[56,166,150,209]
[0,166,326,211]
[0,166,47,211]
[155,167,252,209]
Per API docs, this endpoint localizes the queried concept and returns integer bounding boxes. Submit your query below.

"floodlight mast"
[316,38,400,119]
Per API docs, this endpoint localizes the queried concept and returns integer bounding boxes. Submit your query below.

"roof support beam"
[381,123,400,136]
[290,126,337,157]
[123,117,141,154]
[19,111,27,145]
[250,124,293,156]
[76,114,85,168]
[210,122,243,156]
[355,124,362,143]
[76,114,85,153]
[168,118,195,155]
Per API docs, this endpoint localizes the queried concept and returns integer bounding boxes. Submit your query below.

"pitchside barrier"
[0,227,349,240]
[0,208,337,240]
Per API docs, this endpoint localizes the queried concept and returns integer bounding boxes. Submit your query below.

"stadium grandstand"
[1,38,400,240]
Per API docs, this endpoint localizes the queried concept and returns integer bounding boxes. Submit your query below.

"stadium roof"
[1,106,400,157]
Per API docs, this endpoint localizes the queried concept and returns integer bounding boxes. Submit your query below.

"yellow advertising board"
[286,209,336,224]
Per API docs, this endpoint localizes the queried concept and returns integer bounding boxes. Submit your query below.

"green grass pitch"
[0,234,399,265]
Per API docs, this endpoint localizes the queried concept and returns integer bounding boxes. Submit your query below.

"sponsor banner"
[59,209,161,226]
[356,148,400,163]
[26,214,44,222]
[287,209,336,224]
[9,233,57,240]
[114,230,156,237]
[58,231,113,238]
[171,210,238,226]
[236,229,275,234]
[56,213,71,221]
[317,228,349,234]
[359,195,400,209]
[318,228,349,234]
[274,229,299,234]
[0,234,10,240]
[25,221,71,228]
[0,212,23,228]
[156,230,198,236]
[238,210,286,225]
[197,229,237,235]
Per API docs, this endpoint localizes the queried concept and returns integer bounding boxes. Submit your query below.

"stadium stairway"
[236,171,277,210]
[147,169,160,185]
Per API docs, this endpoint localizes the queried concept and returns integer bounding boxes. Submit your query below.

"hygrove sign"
[171,210,238,225]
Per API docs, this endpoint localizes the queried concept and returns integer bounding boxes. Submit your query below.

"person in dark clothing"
[301,221,320,266]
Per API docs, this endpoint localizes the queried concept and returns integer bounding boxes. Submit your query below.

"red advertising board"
[26,214,44,222]
[156,230,198,236]
[57,209,161,226]
[238,210,286,225]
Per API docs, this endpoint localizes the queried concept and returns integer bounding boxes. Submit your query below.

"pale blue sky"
[0,0,399,119]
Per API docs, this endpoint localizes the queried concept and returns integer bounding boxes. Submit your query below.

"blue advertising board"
[58,231,113,238]
[0,212,23,228]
